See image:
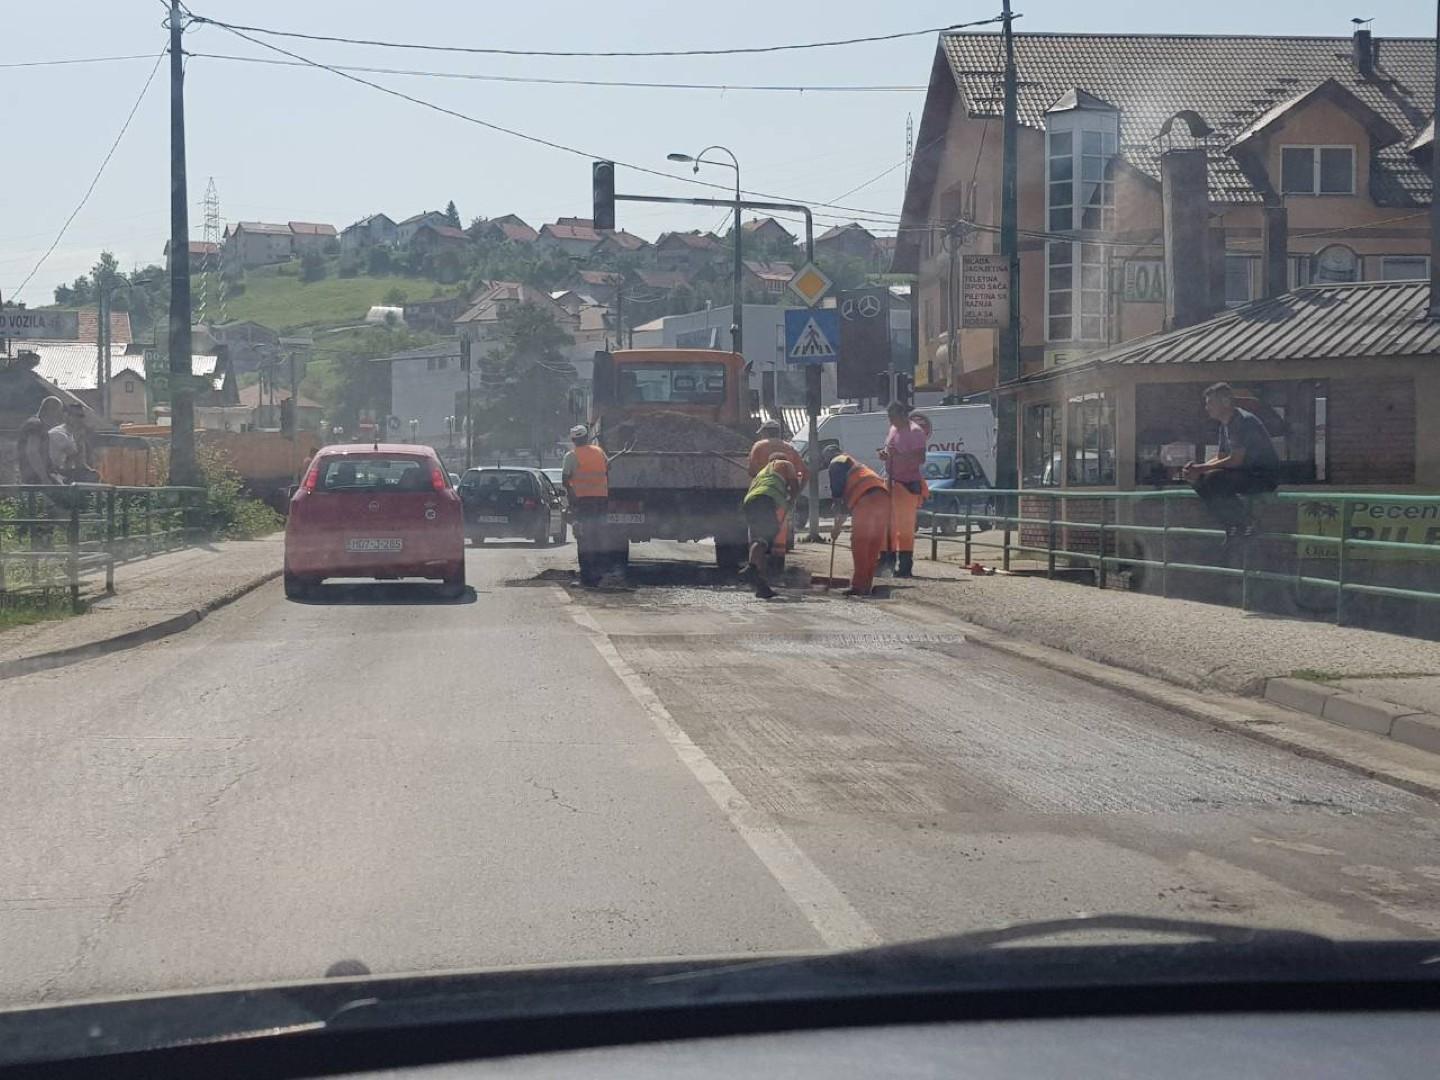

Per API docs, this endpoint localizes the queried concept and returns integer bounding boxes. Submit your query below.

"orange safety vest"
[748,438,806,480]
[568,444,609,498]
[841,458,887,510]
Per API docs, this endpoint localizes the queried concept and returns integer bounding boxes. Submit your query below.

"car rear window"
[465,471,537,495]
[318,455,433,493]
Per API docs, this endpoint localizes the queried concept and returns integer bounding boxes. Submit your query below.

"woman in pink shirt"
[877,402,928,578]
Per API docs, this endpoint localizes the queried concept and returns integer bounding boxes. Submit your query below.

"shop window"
[1066,392,1115,486]
[1023,402,1062,488]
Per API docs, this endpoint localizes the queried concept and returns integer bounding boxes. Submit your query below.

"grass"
[221,264,462,332]
[0,598,75,632]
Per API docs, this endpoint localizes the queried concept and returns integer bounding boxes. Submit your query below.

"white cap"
[569,424,590,440]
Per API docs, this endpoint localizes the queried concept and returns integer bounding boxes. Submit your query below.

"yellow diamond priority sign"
[787,261,833,307]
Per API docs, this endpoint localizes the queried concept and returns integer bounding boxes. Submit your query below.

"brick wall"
[1019,493,1113,557]
[1328,376,1414,486]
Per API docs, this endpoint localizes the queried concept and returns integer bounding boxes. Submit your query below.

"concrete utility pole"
[166,0,198,485]
[1430,0,1440,318]
[994,0,1021,494]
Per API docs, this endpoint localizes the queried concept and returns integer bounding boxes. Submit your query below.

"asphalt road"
[3,538,1440,1006]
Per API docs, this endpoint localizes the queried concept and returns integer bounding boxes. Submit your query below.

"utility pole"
[1430,0,1440,318]
[166,0,198,485]
[462,336,473,469]
[97,284,109,420]
[994,0,1021,492]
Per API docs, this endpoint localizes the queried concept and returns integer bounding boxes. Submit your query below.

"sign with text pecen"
[2,309,80,340]
[961,255,1009,329]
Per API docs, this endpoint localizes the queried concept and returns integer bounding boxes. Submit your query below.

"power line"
[0,53,158,69]
[188,51,926,93]
[185,12,1005,59]
[8,45,167,302]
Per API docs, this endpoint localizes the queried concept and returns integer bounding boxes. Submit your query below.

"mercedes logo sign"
[841,294,883,320]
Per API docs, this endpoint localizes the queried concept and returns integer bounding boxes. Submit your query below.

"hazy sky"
[3,1,1432,304]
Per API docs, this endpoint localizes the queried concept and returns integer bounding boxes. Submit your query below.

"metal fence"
[922,488,1440,628]
[0,485,207,612]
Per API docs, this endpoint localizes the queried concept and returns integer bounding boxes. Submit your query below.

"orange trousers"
[849,490,891,594]
[886,481,921,554]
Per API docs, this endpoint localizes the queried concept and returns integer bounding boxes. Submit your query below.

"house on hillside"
[341,213,398,253]
[470,214,538,245]
[594,230,649,258]
[536,220,601,258]
[633,268,693,293]
[741,261,796,298]
[573,269,624,306]
[396,211,450,246]
[288,221,338,256]
[194,320,279,375]
[654,231,724,272]
[163,239,220,272]
[409,223,470,255]
[222,222,294,270]
[403,295,470,332]
[741,217,796,248]
[815,222,880,265]
[454,282,576,345]
[235,381,323,432]
[895,26,1433,398]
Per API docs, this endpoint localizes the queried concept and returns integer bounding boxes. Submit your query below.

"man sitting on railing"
[17,397,64,486]
[1182,382,1279,549]
[48,403,98,484]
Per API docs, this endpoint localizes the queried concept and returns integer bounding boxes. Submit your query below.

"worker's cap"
[758,419,782,434]
[569,424,590,440]
[769,459,800,490]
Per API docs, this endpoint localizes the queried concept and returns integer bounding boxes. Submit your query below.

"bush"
[338,253,362,278]
[157,444,283,539]
[300,250,327,283]
[382,286,408,305]
[366,245,393,276]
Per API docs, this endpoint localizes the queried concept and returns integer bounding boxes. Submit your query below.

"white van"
[793,404,997,483]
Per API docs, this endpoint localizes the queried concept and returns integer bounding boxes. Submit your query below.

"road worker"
[876,401,927,579]
[827,452,891,597]
[562,423,610,587]
[739,457,800,600]
[747,420,807,565]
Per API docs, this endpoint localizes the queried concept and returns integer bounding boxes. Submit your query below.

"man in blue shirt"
[1182,382,1280,546]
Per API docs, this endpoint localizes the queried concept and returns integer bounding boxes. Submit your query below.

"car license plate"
[474,515,509,523]
[606,512,644,524]
[346,538,403,552]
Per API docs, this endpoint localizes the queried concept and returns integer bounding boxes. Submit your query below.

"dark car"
[918,451,993,534]
[458,467,568,545]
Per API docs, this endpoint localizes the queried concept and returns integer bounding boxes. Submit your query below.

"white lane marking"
[556,589,880,950]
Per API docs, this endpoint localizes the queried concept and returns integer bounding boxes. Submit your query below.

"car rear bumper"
[464,508,548,537]
[285,536,463,581]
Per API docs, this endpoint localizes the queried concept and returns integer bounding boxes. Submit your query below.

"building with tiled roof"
[654,230,724,272]
[341,213,398,253]
[536,220,602,258]
[741,260,796,297]
[897,28,1435,403]
[741,217,795,246]
[633,269,693,292]
[594,229,650,257]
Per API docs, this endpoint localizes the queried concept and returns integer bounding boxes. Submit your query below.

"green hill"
[220,264,462,333]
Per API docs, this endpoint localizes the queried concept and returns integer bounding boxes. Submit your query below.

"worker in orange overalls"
[748,419,807,561]
[877,402,928,579]
[562,423,611,586]
[827,453,891,597]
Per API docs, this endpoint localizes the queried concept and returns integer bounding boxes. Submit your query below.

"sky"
[3,0,1433,305]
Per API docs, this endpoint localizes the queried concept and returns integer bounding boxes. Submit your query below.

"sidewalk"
[0,535,282,678]
[785,533,1440,755]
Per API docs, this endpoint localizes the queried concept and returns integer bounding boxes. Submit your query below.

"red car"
[284,444,466,599]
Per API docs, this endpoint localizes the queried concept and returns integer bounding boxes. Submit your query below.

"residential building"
[573,270,624,306]
[396,210,451,246]
[654,231,724,272]
[741,217,796,248]
[455,282,577,345]
[195,320,279,375]
[402,295,470,332]
[288,221,338,256]
[536,220,602,258]
[235,381,323,432]
[381,339,467,446]
[163,239,220,271]
[633,268,693,293]
[409,223,471,255]
[340,213,398,252]
[594,229,650,258]
[815,222,881,265]
[895,29,1433,397]
[222,222,294,270]
[741,260,797,298]
[471,214,538,245]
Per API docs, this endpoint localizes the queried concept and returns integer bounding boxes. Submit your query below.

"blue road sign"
[784,308,839,365]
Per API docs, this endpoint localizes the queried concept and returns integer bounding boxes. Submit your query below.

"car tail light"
[523,497,538,509]
[302,462,321,493]
[430,466,447,492]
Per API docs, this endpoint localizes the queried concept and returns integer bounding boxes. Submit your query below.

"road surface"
[3,539,1440,1006]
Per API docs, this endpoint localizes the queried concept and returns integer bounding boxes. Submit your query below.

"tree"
[382,286,408,305]
[300,249,327,283]
[366,245,394,276]
[474,304,575,460]
[444,200,461,229]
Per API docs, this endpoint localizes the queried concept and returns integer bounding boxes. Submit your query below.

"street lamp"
[668,146,743,358]
[409,418,419,444]
[445,415,455,448]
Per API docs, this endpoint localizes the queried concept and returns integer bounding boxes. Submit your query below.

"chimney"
[1353,29,1374,79]
[1161,148,1213,330]
[1262,204,1289,298]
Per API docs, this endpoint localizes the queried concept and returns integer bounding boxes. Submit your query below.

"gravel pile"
[608,411,751,455]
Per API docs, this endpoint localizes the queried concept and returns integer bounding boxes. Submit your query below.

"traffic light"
[896,372,914,408]
[592,160,616,231]
[876,372,892,401]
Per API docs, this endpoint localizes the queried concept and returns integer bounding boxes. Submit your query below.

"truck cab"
[591,348,748,430]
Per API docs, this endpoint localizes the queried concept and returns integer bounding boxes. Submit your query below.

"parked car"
[918,451,994,533]
[284,444,466,599]
[458,467,567,545]
[541,467,565,490]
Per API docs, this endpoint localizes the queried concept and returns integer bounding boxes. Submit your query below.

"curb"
[0,568,281,681]
[1264,677,1440,756]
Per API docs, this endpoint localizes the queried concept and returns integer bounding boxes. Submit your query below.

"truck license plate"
[474,515,509,523]
[346,538,403,552]
[606,513,644,524]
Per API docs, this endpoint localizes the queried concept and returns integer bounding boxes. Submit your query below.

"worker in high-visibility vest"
[827,453,891,596]
[739,458,801,599]
[562,423,610,587]
[748,420,807,563]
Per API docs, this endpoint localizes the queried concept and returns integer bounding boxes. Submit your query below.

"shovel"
[816,528,850,591]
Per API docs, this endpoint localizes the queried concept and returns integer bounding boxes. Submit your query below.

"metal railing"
[0,484,207,612]
[920,487,1440,626]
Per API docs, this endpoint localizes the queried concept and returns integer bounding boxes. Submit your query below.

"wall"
[390,353,467,443]
[109,371,148,425]
[1327,375,1415,485]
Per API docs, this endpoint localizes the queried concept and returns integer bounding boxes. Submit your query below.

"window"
[1066,392,1115,486]
[318,455,429,492]
[124,380,135,394]
[1023,403,1062,488]
[1280,146,1355,195]
[616,363,726,405]
[1047,241,1108,342]
[1382,256,1429,281]
[1047,126,1116,232]
[1047,131,1073,231]
[1224,256,1255,306]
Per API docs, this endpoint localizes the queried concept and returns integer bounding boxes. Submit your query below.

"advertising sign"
[1123,259,1166,303]
[2,309,80,340]
[835,286,890,398]
[961,255,1009,328]
[1297,497,1440,561]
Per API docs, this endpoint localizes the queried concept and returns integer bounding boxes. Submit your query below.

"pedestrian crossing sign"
[784,308,839,365]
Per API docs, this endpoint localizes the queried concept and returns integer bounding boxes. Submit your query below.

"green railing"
[921,487,1440,626]
[0,484,207,612]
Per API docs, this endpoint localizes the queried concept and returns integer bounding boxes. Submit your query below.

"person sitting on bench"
[1182,382,1279,548]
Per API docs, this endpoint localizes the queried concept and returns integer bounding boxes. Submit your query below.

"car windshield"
[617,363,726,405]
[8,0,1440,1059]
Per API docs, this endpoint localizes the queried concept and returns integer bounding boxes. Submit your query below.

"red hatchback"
[284,444,466,599]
